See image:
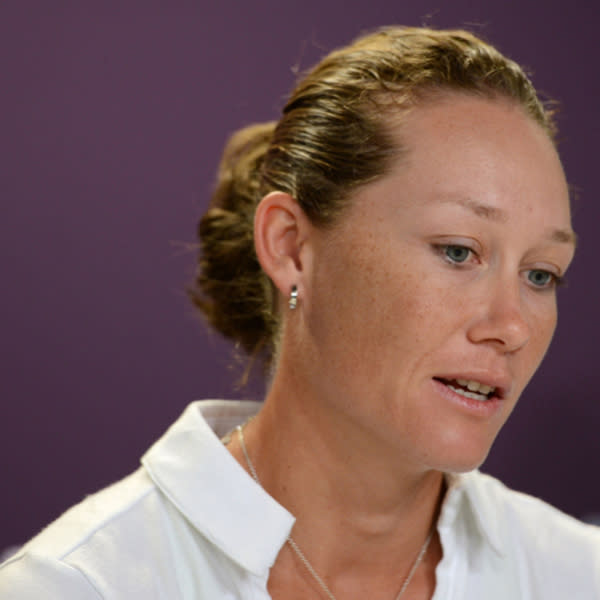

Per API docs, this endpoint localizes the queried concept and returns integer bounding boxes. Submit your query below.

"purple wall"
[2,1,599,547]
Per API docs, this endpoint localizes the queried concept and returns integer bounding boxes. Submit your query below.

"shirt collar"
[141,400,505,575]
[141,400,295,576]
[441,471,505,556]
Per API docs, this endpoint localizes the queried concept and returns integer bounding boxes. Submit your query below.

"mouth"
[433,377,502,402]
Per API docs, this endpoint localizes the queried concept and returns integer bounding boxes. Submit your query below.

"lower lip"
[431,378,503,418]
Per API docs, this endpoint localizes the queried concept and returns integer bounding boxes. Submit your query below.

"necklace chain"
[236,424,433,600]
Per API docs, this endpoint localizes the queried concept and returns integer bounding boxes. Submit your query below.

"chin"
[437,453,490,475]
[424,434,497,474]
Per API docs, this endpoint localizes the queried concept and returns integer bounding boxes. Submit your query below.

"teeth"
[448,379,496,400]
[447,384,490,402]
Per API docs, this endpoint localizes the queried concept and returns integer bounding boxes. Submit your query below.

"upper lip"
[434,373,511,399]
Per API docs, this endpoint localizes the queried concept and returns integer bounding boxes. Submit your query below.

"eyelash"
[435,244,565,290]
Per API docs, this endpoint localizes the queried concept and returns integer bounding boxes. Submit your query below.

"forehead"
[382,94,571,219]
[395,94,559,173]
[329,94,575,255]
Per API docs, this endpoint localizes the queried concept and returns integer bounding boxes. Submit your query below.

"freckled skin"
[294,94,575,474]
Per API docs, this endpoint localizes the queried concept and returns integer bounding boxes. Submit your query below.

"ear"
[254,191,312,300]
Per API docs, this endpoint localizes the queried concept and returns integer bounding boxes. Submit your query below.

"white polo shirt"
[1,400,599,599]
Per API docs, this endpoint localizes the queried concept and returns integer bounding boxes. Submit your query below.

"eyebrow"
[551,228,578,246]
[439,197,578,247]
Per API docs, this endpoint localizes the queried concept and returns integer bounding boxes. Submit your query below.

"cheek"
[533,305,557,358]
[349,262,452,363]
[308,230,455,367]
[308,247,396,357]
[521,298,558,381]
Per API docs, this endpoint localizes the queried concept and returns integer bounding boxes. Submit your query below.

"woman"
[1,26,598,599]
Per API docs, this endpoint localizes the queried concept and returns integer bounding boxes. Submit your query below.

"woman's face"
[301,94,575,473]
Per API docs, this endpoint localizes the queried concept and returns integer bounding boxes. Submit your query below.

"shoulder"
[9,468,156,559]
[0,400,268,599]
[462,471,600,592]
[466,470,600,545]
[0,468,169,599]
[0,553,102,599]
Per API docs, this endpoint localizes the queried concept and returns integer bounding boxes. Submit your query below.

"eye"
[443,245,472,264]
[527,269,561,289]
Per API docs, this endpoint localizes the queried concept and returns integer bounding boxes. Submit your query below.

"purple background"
[2,1,599,547]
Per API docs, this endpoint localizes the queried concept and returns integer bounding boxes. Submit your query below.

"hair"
[189,25,557,372]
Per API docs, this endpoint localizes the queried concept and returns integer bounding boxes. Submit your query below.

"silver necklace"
[236,424,433,600]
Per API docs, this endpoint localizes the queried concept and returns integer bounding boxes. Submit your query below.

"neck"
[233,371,445,587]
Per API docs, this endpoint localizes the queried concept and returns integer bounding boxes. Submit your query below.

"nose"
[466,280,532,353]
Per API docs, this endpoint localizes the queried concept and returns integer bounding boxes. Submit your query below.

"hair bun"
[189,122,278,363]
